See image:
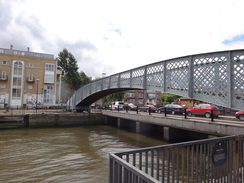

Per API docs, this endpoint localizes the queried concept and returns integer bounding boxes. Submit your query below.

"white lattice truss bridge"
[68,49,244,111]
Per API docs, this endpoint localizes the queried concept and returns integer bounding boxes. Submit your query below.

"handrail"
[109,135,244,183]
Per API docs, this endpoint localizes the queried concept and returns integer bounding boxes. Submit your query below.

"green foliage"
[56,48,91,102]
[57,48,80,91]
[102,92,125,104]
[79,71,91,86]
[161,94,181,104]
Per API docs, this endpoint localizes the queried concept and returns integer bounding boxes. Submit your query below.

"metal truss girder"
[68,49,244,111]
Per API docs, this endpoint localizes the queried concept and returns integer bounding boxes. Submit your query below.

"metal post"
[149,107,151,115]
[164,107,167,117]
[36,79,39,113]
[211,109,214,122]
[184,108,187,119]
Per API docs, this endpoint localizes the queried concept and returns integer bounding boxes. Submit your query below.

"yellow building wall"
[0,51,57,107]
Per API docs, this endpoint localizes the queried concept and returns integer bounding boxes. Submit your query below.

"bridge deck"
[102,110,244,136]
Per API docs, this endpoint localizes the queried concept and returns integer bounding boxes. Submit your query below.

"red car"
[235,111,244,121]
[186,104,220,118]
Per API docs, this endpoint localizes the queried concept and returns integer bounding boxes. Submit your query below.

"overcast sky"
[1,0,244,78]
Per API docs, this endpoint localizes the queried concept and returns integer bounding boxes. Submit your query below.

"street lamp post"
[36,79,39,113]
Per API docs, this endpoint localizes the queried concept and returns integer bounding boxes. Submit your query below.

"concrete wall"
[0,113,105,129]
[28,113,105,128]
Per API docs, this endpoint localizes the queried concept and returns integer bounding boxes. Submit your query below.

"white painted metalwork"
[68,49,244,111]
[109,135,244,183]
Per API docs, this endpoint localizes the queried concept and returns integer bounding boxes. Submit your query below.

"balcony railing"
[26,77,35,83]
[0,75,8,81]
[0,48,54,60]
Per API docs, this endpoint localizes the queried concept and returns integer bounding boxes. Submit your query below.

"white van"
[111,101,124,110]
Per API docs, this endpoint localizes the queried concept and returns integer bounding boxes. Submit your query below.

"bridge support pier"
[163,127,209,141]
[117,118,136,132]
[136,122,163,136]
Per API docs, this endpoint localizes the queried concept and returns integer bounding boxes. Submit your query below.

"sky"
[1,0,244,78]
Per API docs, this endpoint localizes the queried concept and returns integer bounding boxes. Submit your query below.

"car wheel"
[239,115,244,121]
[187,112,192,116]
[205,112,211,118]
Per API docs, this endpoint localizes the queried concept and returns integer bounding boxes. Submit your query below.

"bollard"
[117,107,119,112]
[184,108,187,119]
[164,107,167,117]
[211,109,214,122]
[136,106,138,114]
[149,107,151,115]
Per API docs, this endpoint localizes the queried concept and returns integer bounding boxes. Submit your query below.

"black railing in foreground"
[109,135,244,183]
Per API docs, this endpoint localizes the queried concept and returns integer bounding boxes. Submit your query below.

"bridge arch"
[68,49,244,111]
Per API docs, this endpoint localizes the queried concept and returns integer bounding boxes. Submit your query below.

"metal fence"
[109,135,244,183]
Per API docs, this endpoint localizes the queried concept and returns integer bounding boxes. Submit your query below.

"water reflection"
[0,126,168,183]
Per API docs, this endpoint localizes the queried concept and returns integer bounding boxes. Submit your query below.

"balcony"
[26,77,35,83]
[0,75,8,81]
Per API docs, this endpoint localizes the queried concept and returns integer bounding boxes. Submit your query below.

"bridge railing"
[68,49,244,111]
[109,135,244,183]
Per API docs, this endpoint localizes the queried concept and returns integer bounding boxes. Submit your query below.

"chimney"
[10,45,13,49]
[27,47,30,52]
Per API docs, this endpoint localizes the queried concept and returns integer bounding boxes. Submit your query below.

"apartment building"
[0,46,62,108]
[124,90,162,106]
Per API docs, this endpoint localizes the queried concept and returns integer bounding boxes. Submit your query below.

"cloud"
[0,1,12,30]
[1,0,244,78]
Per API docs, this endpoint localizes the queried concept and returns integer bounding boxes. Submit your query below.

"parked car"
[32,103,47,109]
[235,111,244,121]
[111,101,124,110]
[157,104,185,115]
[49,104,67,109]
[138,105,157,112]
[123,103,137,111]
[186,104,220,118]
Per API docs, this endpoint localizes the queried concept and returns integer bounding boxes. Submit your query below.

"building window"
[148,93,155,99]
[1,71,6,80]
[29,63,34,68]
[28,73,34,82]
[45,64,54,71]
[127,93,135,98]
[45,63,54,83]
[0,83,5,88]
[138,99,143,105]
[0,94,4,103]
[139,93,144,98]
[130,99,135,104]
[44,85,53,103]
[2,61,7,65]
[12,61,23,101]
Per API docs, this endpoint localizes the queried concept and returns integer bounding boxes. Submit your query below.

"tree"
[161,94,181,104]
[102,92,125,105]
[57,48,80,91]
[56,48,91,102]
[79,71,91,86]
